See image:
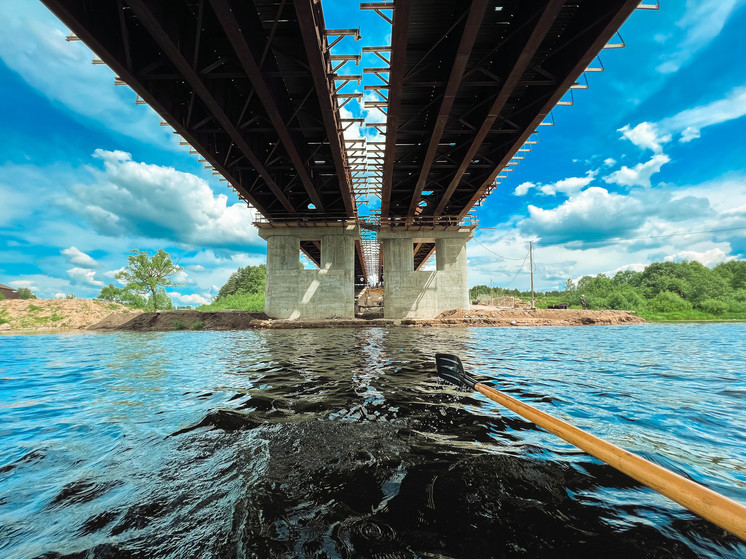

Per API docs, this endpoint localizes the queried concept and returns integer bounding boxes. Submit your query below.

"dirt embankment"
[0,299,141,332]
[1,299,644,333]
[90,310,270,331]
[432,307,645,327]
[94,307,644,331]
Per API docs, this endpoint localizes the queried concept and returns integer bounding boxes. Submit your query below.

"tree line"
[470,260,746,319]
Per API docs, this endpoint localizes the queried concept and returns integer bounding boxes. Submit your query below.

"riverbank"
[89,307,645,331]
[1,299,645,332]
[0,299,140,331]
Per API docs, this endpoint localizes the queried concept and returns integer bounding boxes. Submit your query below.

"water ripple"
[0,324,744,558]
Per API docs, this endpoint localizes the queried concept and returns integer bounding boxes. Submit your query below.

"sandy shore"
[90,307,645,331]
[1,299,645,333]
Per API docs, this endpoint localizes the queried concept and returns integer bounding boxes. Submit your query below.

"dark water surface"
[1,324,745,558]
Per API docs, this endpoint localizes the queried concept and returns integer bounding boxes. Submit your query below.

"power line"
[471,236,529,260]
[502,250,530,288]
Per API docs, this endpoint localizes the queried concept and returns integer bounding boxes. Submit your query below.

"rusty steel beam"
[380,0,412,218]
[209,0,325,212]
[407,0,488,217]
[294,0,356,218]
[460,0,641,215]
[41,0,276,216]
[125,0,296,214]
[434,0,565,216]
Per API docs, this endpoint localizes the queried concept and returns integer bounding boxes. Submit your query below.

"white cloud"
[61,246,97,268]
[10,280,40,291]
[514,181,534,196]
[169,292,210,305]
[665,248,732,267]
[0,3,173,147]
[618,123,671,153]
[539,171,596,196]
[656,0,742,74]
[603,154,670,188]
[679,126,701,143]
[512,172,595,197]
[661,86,746,137]
[525,187,646,243]
[67,267,104,287]
[59,150,261,249]
[603,158,617,167]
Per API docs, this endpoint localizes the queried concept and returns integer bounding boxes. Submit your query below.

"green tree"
[114,249,182,311]
[16,287,37,299]
[216,264,266,299]
[97,283,148,308]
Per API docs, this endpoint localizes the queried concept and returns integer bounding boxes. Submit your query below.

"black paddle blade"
[435,353,478,389]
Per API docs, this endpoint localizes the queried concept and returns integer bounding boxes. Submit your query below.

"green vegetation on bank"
[197,265,266,312]
[97,249,181,311]
[470,260,746,321]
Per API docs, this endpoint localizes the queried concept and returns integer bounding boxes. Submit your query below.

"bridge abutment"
[259,225,358,320]
[380,229,473,319]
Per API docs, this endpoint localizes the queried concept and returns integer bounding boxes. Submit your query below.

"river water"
[1,324,745,558]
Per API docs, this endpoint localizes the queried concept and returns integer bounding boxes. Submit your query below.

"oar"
[434,353,746,541]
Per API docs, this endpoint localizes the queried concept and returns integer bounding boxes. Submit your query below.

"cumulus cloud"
[67,267,103,287]
[603,154,670,188]
[61,246,97,268]
[59,150,260,249]
[513,172,595,197]
[514,182,535,196]
[679,126,701,143]
[169,292,210,305]
[524,187,646,244]
[521,186,711,245]
[618,123,671,153]
[665,248,732,267]
[603,158,617,167]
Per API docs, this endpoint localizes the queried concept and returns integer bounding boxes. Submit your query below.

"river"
[1,324,745,558]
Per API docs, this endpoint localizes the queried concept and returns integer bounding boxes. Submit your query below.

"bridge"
[42,0,646,319]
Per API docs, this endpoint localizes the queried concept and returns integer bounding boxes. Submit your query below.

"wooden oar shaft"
[474,382,746,541]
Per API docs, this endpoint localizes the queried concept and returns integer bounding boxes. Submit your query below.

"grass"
[196,292,264,312]
[27,304,43,312]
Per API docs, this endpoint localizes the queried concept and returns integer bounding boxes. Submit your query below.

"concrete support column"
[435,236,470,311]
[381,229,473,319]
[259,225,358,320]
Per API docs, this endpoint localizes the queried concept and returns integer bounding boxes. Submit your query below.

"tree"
[216,264,266,299]
[98,283,148,308]
[114,249,182,311]
[16,287,36,299]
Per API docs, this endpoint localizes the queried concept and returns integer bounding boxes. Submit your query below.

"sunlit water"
[1,324,745,558]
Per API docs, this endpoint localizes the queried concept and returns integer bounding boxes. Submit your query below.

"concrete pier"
[258,225,358,319]
[380,229,473,319]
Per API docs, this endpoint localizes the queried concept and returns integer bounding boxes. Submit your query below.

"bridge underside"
[42,0,640,319]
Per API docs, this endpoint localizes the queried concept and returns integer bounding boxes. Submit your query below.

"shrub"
[172,319,186,330]
[17,288,36,299]
[189,320,203,330]
[0,293,5,301]
[646,291,693,313]
[197,291,264,312]
[697,299,728,315]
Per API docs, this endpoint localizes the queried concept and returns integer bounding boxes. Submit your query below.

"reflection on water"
[1,324,745,558]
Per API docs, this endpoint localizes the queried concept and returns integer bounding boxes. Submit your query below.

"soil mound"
[0,299,140,332]
[90,310,270,331]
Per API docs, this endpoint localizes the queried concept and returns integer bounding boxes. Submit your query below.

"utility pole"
[529,241,535,309]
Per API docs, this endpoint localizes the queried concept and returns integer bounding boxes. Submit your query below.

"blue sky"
[1,1,745,303]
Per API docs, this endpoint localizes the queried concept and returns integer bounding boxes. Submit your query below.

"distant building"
[0,283,19,300]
